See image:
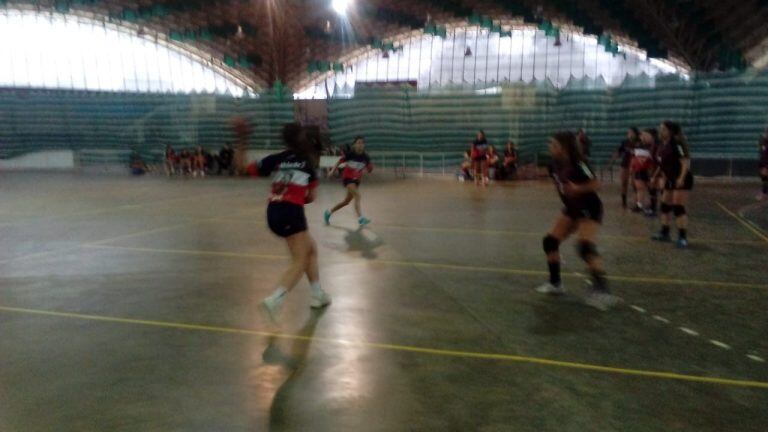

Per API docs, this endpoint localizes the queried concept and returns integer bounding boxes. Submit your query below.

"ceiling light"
[332,0,350,15]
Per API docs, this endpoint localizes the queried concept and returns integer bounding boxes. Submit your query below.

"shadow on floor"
[266,309,326,430]
[529,294,604,336]
[326,224,385,259]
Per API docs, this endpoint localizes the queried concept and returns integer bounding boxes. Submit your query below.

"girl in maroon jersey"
[536,131,620,311]
[325,136,374,226]
[758,128,768,201]
[470,130,490,186]
[611,127,640,209]
[651,121,694,248]
[259,123,331,323]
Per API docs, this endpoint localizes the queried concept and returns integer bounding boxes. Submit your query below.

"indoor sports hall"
[1,0,767,431]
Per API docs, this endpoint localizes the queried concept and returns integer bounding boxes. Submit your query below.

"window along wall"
[0,8,254,96]
[295,25,689,99]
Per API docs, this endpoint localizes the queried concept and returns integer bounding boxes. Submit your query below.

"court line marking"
[716,202,768,244]
[0,305,766,390]
[679,327,700,337]
[630,303,765,364]
[710,340,732,350]
[192,218,764,246]
[83,244,287,261]
[81,244,768,290]
[0,190,247,227]
[372,223,765,246]
[0,222,200,265]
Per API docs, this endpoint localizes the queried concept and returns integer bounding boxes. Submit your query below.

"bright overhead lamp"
[332,0,350,15]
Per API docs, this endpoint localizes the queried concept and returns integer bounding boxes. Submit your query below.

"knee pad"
[660,203,672,214]
[761,175,768,182]
[673,205,687,217]
[649,188,658,197]
[543,235,560,254]
[577,241,599,261]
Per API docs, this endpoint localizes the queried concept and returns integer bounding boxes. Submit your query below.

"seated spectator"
[179,149,192,176]
[459,150,474,181]
[130,150,148,176]
[193,146,207,177]
[487,145,501,180]
[217,142,234,175]
[503,141,518,180]
[164,145,177,177]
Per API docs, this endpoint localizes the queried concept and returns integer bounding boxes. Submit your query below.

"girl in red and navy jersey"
[758,128,768,201]
[642,128,662,215]
[259,123,331,323]
[536,131,621,311]
[630,130,657,215]
[324,136,374,226]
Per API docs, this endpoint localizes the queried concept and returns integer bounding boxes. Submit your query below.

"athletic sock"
[267,287,288,305]
[548,261,561,286]
[678,228,687,240]
[762,176,768,194]
[661,225,671,237]
[621,194,627,208]
[590,269,609,293]
[310,281,323,296]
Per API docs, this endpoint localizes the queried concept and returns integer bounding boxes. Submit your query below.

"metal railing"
[70,149,765,180]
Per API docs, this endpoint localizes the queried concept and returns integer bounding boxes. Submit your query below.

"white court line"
[710,340,732,350]
[679,327,700,336]
[747,355,765,363]
[652,315,671,324]
[630,305,646,313]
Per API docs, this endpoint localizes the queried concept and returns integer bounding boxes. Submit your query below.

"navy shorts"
[664,172,694,191]
[343,178,361,187]
[563,199,604,224]
[267,202,307,238]
[634,170,650,182]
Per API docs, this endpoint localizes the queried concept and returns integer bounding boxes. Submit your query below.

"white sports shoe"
[261,296,283,323]
[535,283,566,296]
[584,291,622,311]
[310,290,332,309]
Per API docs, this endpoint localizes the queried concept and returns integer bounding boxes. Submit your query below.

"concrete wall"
[0,150,75,170]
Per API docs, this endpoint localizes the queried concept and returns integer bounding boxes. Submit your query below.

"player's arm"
[328,157,344,178]
[676,142,691,187]
[258,152,283,177]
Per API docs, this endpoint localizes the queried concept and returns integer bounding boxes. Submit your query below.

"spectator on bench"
[503,140,518,180]
[218,142,234,175]
[179,148,192,176]
[130,150,148,176]
[459,150,474,181]
[487,145,501,180]
[193,146,207,178]
[164,145,178,177]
